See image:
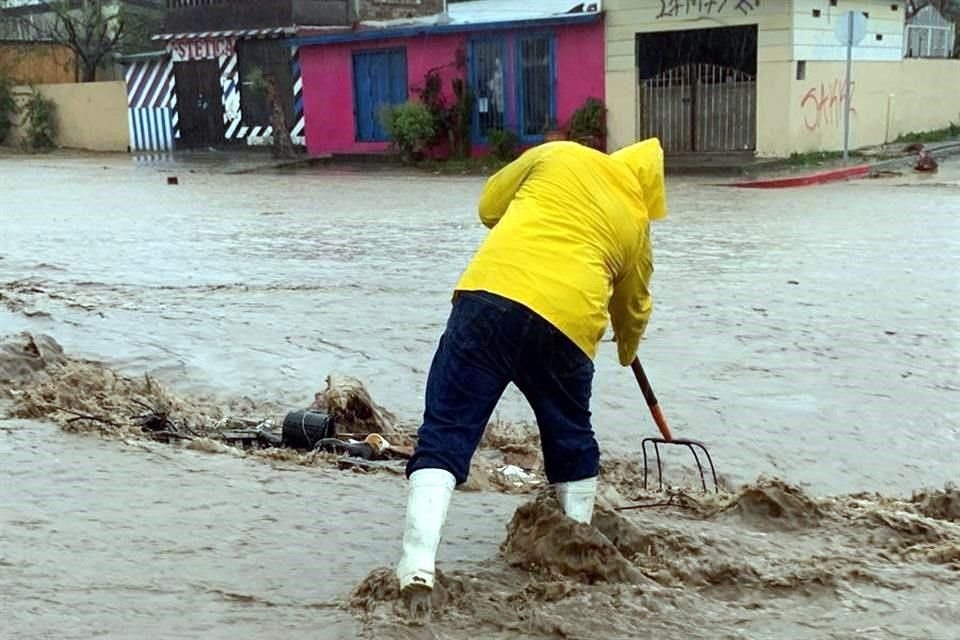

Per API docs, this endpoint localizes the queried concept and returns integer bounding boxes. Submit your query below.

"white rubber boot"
[554,476,597,524]
[396,468,456,594]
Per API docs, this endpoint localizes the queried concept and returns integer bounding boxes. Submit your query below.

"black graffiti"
[656,0,757,19]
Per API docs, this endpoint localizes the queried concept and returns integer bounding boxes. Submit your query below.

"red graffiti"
[800,79,857,131]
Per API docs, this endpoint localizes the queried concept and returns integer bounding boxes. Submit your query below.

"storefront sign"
[171,38,235,62]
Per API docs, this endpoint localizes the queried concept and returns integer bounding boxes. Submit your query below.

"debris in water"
[914,149,939,172]
[911,485,960,523]
[311,374,397,435]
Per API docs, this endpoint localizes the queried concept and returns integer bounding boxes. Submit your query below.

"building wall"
[300,21,604,156]
[605,0,959,156]
[555,21,607,127]
[604,0,791,154]
[300,33,458,155]
[9,81,129,151]
[792,0,905,61]
[0,42,76,84]
[780,57,960,155]
[782,2,958,155]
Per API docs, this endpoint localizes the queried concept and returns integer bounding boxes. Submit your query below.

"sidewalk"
[729,139,960,189]
[8,138,957,186]
[664,152,788,177]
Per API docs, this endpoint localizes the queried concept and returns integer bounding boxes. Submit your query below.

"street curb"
[869,140,960,173]
[727,139,960,188]
[730,163,872,188]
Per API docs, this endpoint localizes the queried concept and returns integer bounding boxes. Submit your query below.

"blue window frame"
[469,37,508,141]
[468,33,556,144]
[352,48,408,142]
[516,34,556,142]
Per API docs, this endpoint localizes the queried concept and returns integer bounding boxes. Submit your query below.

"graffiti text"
[656,0,758,19]
[800,79,857,131]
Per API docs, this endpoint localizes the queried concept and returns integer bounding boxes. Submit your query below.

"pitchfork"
[631,358,719,493]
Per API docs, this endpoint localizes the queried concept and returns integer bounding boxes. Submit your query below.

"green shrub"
[568,97,606,149]
[0,76,16,144]
[380,101,435,162]
[487,128,518,161]
[25,89,57,150]
[894,122,960,144]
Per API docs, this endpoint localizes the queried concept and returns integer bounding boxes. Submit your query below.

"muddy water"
[1,154,959,638]
[0,419,523,639]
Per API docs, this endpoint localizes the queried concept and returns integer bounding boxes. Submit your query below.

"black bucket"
[282,410,336,450]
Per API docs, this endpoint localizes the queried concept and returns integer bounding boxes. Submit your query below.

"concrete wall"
[781,57,960,155]
[9,81,129,152]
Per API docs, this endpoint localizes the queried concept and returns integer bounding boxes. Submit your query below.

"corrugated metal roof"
[449,0,600,23]
[359,0,601,29]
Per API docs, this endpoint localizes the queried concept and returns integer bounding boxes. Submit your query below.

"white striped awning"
[151,27,294,41]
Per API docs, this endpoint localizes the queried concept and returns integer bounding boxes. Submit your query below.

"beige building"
[604,0,960,157]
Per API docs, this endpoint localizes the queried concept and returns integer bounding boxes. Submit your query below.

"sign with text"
[171,38,235,62]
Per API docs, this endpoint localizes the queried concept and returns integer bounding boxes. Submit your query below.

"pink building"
[293,1,604,157]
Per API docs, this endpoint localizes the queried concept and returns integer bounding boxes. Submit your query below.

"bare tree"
[905,1,959,19]
[10,1,125,82]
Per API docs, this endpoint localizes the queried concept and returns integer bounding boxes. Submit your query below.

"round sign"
[834,10,868,46]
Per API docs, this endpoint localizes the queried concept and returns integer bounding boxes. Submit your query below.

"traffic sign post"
[835,11,868,161]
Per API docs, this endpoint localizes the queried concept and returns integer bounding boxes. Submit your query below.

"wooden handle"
[649,404,673,442]
[630,358,657,407]
[631,358,673,441]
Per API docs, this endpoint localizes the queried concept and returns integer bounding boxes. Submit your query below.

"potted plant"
[567,97,606,151]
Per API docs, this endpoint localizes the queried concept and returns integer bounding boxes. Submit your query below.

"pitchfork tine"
[633,358,720,494]
[686,443,708,492]
[655,440,663,491]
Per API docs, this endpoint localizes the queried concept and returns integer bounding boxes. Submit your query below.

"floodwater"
[1,152,959,639]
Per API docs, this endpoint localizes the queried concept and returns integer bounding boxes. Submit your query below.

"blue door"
[353,48,407,142]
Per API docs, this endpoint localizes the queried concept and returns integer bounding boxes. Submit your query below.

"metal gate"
[639,64,756,153]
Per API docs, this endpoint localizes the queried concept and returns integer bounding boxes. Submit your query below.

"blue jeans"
[407,290,598,485]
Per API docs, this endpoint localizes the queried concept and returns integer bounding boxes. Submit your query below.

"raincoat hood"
[610,138,667,221]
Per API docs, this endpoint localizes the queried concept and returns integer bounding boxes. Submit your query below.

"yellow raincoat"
[455,139,667,366]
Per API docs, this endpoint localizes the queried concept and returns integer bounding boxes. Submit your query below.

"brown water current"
[1,154,959,638]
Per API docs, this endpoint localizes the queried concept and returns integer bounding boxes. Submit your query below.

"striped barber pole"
[290,45,305,146]
[123,57,177,151]
[219,50,272,142]
[219,50,242,140]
